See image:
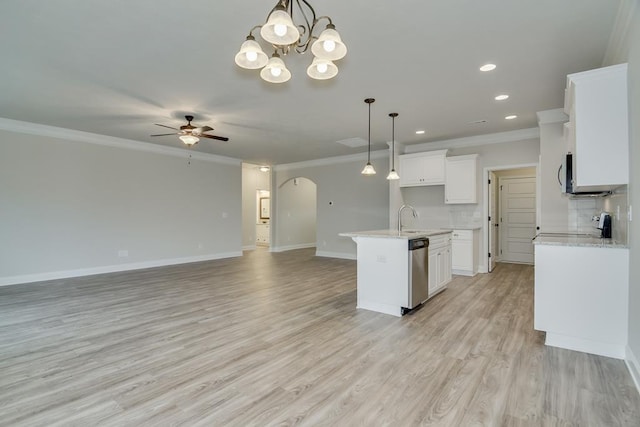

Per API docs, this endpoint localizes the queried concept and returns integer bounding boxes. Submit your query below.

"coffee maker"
[597,212,612,239]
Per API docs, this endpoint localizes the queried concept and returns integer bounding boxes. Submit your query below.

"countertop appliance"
[403,237,429,315]
[598,213,612,238]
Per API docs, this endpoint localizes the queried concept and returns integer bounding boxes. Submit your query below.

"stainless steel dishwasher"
[403,237,429,314]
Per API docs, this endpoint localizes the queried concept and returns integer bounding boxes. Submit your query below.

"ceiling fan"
[151,115,229,146]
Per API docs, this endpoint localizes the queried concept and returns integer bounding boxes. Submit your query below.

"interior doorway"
[256,189,270,247]
[241,163,271,251]
[274,177,317,252]
[485,164,538,272]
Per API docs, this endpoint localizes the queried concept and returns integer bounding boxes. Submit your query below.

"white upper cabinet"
[399,150,447,187]
[564,64,628,191]
[445,154,478,204]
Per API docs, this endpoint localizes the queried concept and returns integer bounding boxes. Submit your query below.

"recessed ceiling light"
[505,115,517,120]
[415,130,425,135]
[479,63,496,72]
[495,94,509,101]
[259,166,270,172]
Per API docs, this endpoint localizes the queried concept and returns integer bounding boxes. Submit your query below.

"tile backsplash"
[567,186,628,244]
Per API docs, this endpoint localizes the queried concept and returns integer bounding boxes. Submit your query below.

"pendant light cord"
[389,112,398,169]
[368,102,371,163]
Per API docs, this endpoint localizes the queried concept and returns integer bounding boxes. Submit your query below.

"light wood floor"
[1,248,639,426]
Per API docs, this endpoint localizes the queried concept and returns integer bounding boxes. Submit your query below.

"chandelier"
[234,0,347,83]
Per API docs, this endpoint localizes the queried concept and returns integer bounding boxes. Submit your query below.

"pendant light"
[362,98,376,175]
[387,113,400,180]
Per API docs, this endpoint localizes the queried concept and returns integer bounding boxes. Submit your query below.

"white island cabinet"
[339,229,452,317]
[533,236,629,359]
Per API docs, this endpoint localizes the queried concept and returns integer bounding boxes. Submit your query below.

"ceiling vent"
[336,137,367,147]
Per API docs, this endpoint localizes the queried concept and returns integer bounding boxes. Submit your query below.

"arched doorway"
[273,177,317,251]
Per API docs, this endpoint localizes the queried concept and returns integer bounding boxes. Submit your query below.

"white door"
[499,176,536,264]
[488,171,498,272]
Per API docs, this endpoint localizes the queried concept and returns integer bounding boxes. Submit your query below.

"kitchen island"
[340,229,452,317]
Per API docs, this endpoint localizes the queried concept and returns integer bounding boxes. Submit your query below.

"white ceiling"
[0,0,620,165]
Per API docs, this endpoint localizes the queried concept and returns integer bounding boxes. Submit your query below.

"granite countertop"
[339,229,452,240]
[532,233,628,249]
[441,225,482,230]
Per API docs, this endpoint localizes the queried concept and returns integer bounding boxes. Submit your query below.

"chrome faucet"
[398,204,418,235]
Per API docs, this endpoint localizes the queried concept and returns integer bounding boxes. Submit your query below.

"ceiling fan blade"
[199,126,213,132]
[201,134,229,141]
[154,123,179,130]
[150,133,178,137]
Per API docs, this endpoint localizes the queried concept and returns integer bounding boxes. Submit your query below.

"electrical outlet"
[118,250,128,257]
[377,255,387,263]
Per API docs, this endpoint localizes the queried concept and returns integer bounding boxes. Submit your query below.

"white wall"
[274,177,316,251]
[538,118,570,232]
[274,153,389,259]
[0,127,242,285]
[625,0,640,389]
[241,163,270,249]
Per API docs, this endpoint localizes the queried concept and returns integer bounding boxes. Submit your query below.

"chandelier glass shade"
[260,53,292,83]
[235,0,347,83]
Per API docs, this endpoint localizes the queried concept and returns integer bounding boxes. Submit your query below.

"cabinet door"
[421,155,445,185]
[451,240,473,271]
[567,64,629,190]
[445,155,477,204]
[443,247,452,284]
[399,156,426,186]
[399,151,447,187]
[428,250,439,294]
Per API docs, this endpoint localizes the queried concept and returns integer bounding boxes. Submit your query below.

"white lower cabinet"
[451,229,479,276]
[428,233,452,296]
[534,244,629,359]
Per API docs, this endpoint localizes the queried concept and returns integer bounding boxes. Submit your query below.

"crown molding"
[537,108,568,125]
[0,117,241,166]
[274,149,388,172]
[402,127,539,154]
[603,0,637,66]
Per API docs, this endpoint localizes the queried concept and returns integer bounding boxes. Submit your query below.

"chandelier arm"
[247,25,262,38]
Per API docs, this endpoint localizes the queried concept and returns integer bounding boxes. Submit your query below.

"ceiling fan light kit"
[151,115,229,147]
[179,135,200,146]
[235,0,347,83]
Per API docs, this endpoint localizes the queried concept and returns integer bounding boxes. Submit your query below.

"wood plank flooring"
[1,248,639,426]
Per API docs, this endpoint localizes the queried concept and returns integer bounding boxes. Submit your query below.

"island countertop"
[339,229,452,239]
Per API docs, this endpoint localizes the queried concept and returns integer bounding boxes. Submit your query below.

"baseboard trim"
[626,345,640,396]
[545,332,626,360]
[315,250,356,260]
[0,251,243,287]
[270,243,316,253]
[452,269,477,277]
